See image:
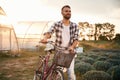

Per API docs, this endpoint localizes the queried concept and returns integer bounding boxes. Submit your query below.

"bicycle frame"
[39,51,58,80]
[34,41,68,80]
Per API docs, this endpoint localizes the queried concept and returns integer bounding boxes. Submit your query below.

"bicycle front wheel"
[47,69,64,80]
[33,72,42,80]
[33,57,44,80]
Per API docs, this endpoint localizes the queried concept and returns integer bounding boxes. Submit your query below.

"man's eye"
[65,11,71,12]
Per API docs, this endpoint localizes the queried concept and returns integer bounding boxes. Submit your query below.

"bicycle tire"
[33,72,42,80]
[33,58,44,80]
[46,69,64,80]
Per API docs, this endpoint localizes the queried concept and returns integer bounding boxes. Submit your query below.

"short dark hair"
[61,5,71,11]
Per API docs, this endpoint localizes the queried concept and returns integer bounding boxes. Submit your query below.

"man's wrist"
[70,45,74,48]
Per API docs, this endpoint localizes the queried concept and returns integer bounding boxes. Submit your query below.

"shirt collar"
[60,20,72,28]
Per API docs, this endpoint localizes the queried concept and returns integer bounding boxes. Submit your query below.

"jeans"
[67,57,76,80]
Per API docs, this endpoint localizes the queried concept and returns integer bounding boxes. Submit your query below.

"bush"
[93,61,112,72]
[108,53,120,59]
[113,34,120,44]
[106,59,120,66]
[97,52,109,57]
[82,70,112,80]
[99,35,108,41]
[91,52,108,57]
[81,57,95,64]
[107,65,120,80]
[75,58,81,64]
[96,56,108,61]
[77,55,86,60]
[88,54,99,60]
[75,62,95,75]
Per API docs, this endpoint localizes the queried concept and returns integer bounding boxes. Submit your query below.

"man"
[40,5,79,80]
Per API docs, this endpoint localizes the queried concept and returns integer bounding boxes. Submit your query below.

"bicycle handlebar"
[44,41,76,54]
[40,41,82,54]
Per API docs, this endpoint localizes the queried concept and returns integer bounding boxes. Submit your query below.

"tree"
[113,34,120,43]
[95,23,102,40]
[78,22,95,40]
[78,22,115,41]
[102,23,115,40]
[95,23,115,41]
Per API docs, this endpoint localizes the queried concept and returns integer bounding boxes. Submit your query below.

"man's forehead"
[63,7,71,10]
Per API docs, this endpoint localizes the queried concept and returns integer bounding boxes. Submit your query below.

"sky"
[0,0,120,33]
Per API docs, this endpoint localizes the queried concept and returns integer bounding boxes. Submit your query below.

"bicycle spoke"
[46,69,64,80]
[55,70,64,80]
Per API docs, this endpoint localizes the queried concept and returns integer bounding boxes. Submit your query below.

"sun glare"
[1,0,120,34]
[1,0,46,33]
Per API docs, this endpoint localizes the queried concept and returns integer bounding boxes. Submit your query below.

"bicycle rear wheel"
[46,69,64,80]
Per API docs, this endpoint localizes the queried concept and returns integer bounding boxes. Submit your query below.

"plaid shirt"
[48,21,79,47]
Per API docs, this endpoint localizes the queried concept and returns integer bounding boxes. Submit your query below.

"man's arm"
[69,40,79,52]
[69,23,79,52]
[44,32,51,39]
[71,40,79,48]
[40,32,51,43]
[40,22,56,43]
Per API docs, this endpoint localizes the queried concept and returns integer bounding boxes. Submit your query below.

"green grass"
[79,41,120,52]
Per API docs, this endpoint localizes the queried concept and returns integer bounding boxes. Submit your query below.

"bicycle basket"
[53,50,75,68]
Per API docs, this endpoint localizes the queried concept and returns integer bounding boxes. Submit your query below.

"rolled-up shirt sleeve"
[73,24,79,41]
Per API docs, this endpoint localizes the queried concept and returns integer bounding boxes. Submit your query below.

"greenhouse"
[0,7,54,53]
[0,7,19,55]
[15,21,54,50]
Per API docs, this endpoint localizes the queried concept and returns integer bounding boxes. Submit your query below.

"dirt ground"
[0,56,37,80]
[0,51,70,80]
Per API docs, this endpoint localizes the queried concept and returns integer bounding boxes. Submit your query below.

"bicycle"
[33,41,82,80]
[33,41,65,80]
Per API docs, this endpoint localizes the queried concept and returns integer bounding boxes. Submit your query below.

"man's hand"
[40,38,48,44]
[40,32,51,44]
[69,40,79,54]
[68,46,75,54]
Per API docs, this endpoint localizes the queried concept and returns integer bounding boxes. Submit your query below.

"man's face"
[62,7,71,20]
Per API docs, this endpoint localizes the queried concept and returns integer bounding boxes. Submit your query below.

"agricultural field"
[75,51,120,80]
[0,41,120,80]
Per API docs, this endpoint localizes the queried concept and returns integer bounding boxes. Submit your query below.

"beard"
[63,14,71,20]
